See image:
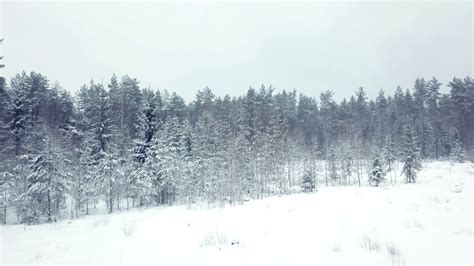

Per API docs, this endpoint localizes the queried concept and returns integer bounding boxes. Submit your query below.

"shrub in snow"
[121,220,134,237]
[200,231,229,247]
[360,234,381,252]
[386,242,405,266]
[301,169,316,192]
[368,158,385,187]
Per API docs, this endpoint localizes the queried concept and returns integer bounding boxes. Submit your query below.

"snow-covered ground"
[1,161,472,265]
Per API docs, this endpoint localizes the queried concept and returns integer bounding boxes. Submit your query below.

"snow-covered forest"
[0,73,472,225]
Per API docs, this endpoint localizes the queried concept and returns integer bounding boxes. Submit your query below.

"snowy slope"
[1,161,472,265]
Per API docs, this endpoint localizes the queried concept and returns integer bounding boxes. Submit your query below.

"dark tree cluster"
[0,72,472,224]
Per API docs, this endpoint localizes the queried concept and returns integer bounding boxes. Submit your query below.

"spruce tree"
[401,125,422,183]
[18,126,69,223]
[301,168,316,192]
[382,135,397,183]
[368,158,385,187]
[451,137,464,163]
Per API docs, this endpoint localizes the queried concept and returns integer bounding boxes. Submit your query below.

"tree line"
[0,72,472,224]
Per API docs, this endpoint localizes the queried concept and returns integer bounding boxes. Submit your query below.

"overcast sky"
[1,1,472,102]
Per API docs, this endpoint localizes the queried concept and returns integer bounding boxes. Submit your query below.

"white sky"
[1,1,472,102]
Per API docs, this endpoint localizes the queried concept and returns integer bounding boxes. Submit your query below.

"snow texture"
[1,161,472,265]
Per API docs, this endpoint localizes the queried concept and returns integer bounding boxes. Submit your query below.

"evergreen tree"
[300,168,316,192]
[382,135,397,183]
[16,126,69,223]
[368,158,385,187]
[77,81,117,212]
[451,137,464,163]
[426,77,442,158]
[128,89,158,207]
[0,78,13,224]
[401,125,422,183]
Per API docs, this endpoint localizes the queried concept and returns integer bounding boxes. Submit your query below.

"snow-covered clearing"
[1,161,472,265]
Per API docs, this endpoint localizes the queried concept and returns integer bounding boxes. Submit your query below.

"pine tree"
[192,111,223,203]
[0,77,12,160]
[401,125,422,183]
[97,151,120,213]
[426,77,442,158]
[0,78,13,224]
[374,90,389,147]
[413,78,428,158]
[17,126,69,223]
[382,135,397,183]
[451,137,464,163]
[341,150,354,185]
[127,88,161,207]
[0,171,13,224]
[328,150,338,186]
[179,119,195,207]
[300,168,316,192]
[368,158,385,187]
[77,81,117,213]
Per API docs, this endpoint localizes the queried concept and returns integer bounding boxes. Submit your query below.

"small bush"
[360,234,381,252]
[386,242,405,266]
[92,216,109,228]
[200,231,230,247]
[121,220,135,237]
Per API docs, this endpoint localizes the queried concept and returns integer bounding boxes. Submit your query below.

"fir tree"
[451,137,464,163]
[17,126,69,223]
[301,168,316,192]
[401,125,422,183]
[368,158,385,187]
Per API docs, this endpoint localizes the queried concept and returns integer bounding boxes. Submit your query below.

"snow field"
[1,161,472,265]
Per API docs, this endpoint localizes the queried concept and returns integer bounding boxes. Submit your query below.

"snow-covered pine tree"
[17,126,69,223]
[413,78,428,158]
[192,111,223,203]
[147,116,186,205]
[177,119,195,207]
[426,77,442,158]
[382,135,397,184]
[70,135,96,216]
[94,87,119,213]
[268,94,289,194]
[368,158,385,187]
[374,90,389,148]
[342,151,354,185]
[401,125,422,183]
[77,81,117,213]
[448,77,473,156]
[300,168,316,192]
[0,78,13,224]
[327,149,339,186]
[74,90,99,215]
[213,95,240,204]
[319,90,338,186]
[97,151,120,213]
[0,171,13,224]
[451,137,464,163]
[128,89,161,208]
[239,87,260,198]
